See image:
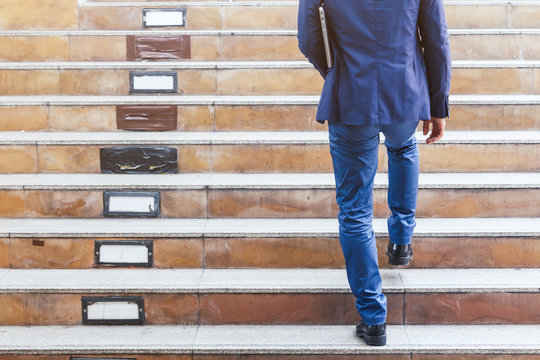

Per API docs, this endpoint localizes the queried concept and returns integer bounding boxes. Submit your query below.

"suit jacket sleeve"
[297,0,328,79]
[418,0,452,118]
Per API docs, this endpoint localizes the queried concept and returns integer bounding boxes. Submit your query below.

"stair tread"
[0,172,538,190]
[0,130,538,144]
[2,59,540,69]
[0,324,539,354]
[0,267,538,293]
[2,94,540,106]
[1,28,540,35]
[0,217,537,238]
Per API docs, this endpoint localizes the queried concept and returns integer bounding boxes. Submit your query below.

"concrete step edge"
[2,60,540,70]
[1,94,539,106]
[0,130,538,145]
[1,324,539,355]
[0,217,537,238]
[0,172,539,190]
[0,268,539,294]
[77,0,540,7]
[1,29,540,36]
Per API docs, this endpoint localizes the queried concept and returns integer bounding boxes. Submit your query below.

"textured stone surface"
[0,70,60,95]
[0,0,77,30]
[406,293,540,325]
[0,36,70,61]
[450,34,521,60]
[50,106,117,131]
[60,70,129,95]
[9,238,94,269]
[37,146,100,173]
[199,293,403,325]
[0,106,48,131]
[0,146,37,173]
[220,36,303,61]
[24,191,102,218]
[70,36,126,61]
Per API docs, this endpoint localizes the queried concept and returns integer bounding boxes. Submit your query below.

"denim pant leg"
[382,121,420,246]
[328,122,387,325]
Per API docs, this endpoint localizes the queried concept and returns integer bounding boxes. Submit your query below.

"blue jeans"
[328,120,420,325]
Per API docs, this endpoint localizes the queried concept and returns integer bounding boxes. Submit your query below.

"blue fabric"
[297,0,452,124]
[328,120,420,325]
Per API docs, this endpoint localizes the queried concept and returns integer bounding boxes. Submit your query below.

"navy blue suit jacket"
[297,0,452,125]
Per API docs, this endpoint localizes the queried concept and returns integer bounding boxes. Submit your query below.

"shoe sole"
[356,329,387,346]
[386,249,412,266]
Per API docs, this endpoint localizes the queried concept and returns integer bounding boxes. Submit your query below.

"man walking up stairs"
[0,0,539,358]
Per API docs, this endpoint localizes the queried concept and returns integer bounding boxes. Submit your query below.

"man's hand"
[422,116,446,144]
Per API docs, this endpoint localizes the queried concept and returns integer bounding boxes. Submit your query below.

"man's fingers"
[423,120,430,135]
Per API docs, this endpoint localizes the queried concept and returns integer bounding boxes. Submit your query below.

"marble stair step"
[1,324,539,357]
[0,173,538,218]
[1,29,539,61]
[0,268,538,325]
[0,130,538,173]
[74,0,540,31]
[0,217,538,269]
[2,94,540,131]
[2,60,540,96]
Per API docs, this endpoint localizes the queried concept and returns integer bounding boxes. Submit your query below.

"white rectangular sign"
[144,9,185,27]
[98,244,149,264]
[132,75,175,91]
[108,195,156,213]
[86,301,140,320]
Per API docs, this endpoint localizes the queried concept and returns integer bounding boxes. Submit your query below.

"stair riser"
[0,355,536,360]
[0,68,538,96]
[2,236,539,269]
[3,2,540,31]
[1,34,539,61]
[0,356,537,360]
[2,104,540,132]
[0,144,538,173]
[0,189,537,218]
[76,4,540,31]
[0,292,537,325]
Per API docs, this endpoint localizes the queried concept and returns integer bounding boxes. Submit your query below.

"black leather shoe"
[386,242,413,266]
[355,321,386,346]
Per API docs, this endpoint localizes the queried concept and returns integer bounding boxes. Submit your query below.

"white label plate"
[108,195,155,213]
[132,75,175,91]
[145,10,185,27]
[99,244,149,264]
[86,301,140,320]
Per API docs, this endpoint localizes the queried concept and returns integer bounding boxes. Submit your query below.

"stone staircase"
[0,0,539,358]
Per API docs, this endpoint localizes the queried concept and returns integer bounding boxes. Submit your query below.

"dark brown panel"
[100,146,178,174]
[117,105,177,131]
[127,35,191,60]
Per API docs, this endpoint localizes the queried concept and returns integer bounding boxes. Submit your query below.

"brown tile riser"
[198,293,403,325]
[4,237,540,270]
[2,34,540,61]
[0,292,537,325]
[194,357,410,360]
[2,104,540,132]
[0,293,198,325]
[412,356,540,360]
[0,189,537,218]
[0,356,406,360]
[0,68,538,96]
[405,293,540,324]
[6,238,204,269]
[116,105,177,131]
